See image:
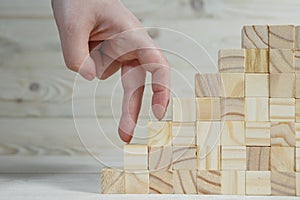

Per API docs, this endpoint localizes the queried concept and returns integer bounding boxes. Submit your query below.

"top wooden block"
[148,121,171,146]
[218,49,245,73]
[242,25,269,49]
[172,98,196,122]
[124,144,148,170]
[269,25,295,49]
[195,73,220,97]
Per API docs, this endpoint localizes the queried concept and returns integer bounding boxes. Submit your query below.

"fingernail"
[152,104,166,120]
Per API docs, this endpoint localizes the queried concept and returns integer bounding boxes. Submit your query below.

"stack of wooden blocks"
[101,25,300,196]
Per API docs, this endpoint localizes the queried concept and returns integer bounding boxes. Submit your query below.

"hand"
[51,0,170,143]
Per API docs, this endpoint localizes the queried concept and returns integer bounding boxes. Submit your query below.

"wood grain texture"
[218,49,245,73]
[295,50,300,73]
[245,98,269,122]
[271,171,296,196]
[124,145,148,170]
[271,147,295,172]
[246,171,271,195]
[270,73,295,98]
[173,170,197,194]
[197,145,220,170]
[241,25,269,49]
[172,122,196,146]
[148,121,171,146]
[220,73,244,97]
[196,121,221,148]
[245,122,271,146]
[297,148,300,172]
[101,168,125,194]
[271,122,295,147]
[245,74,269,97]
[221,146,246,170]
[245,49,269,73]
[297,99,300,123]
[221,121,245,146]
[125,171,149,194]
[296,74,300,98]
[195,73,220,97]
[172,146,197,170]
[297,173,300,196]
[197,171,221,194]
[270,98,295,122]
[221,98,245,121]
[196,98,221,120]
[269,25,295,49]
[269,49,294,73]
[296,123,300,147]
[148,146,172,171]
[221,171,245,195]
[246,147,270,171]
[172,98,196,122]
[149,170,173,194]
[296,26,300,50]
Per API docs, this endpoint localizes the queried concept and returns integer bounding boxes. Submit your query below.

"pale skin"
[51,0,170,143]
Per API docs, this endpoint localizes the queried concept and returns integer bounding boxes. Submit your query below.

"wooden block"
[245,49,269,73]
[221,146,246,170]
[221,171,245,195]
[295,50,300,73]
[101,168,124,194]
[196,98,221,120]
[124,144,148,170]
[125,171,149,194]
[218,49,245,73]
[271,147,295,172]
[220,73,244,97]
[270,73,295,98]
[148,146,172,171]
[297,173,300,196]
[296,26,300,50]
[296,74,300,98]
[172,146,197,170]
[245,122,271,146]
[271,122,295,147]
[271,171,296,196]
[270,98,295,122]
[197,145,220,170]
[245,74,269,97]
[173,170,197,194]
[296,123,300,147]
[297,100,300,123]
[297,148,300,172]
[245,97,269,122]
[149,170,173,194]
[269,25,295,49]
[241,25,269,49]
[221,98,245,121]
[196,121,221,148]
[197,171,221,194]
[246,171,271,195]
[221,121,245,146]
[246,147,270,171]
[148,121,171,146]
[270,49,294,73]
[195,73,220,97]
[172,122,196,146]
[172,98,196,122]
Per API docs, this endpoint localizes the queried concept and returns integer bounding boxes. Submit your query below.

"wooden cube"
[269,49,294,73]
[197,145,220,170]
[271,122,295,147]
[297,99,300,122]
[246,171,271,195]
[270,73,295,98]
[245,97,269,122]
[218,49,245,73]
[271,171,296,196]
[149,146,172,171]
[295,50,300,73]
[296,123,300,147]
[125,171,149,194]
[296,26,300,50]
[197,171,221,194]
[172,146,197,170]
[173,170,197,194]
[245,122,271,146]
[271,147,295,172]
[245,74,269,97]
[196,121,221,148]
[195,73,220,97]
[269,25,295,49]
[172,122,196,146]
[246,147,270,171]
[296,74,300,98]
[297,173,300,196]
[196,98,221,120]
[245,49,269,73]
[221,171,245,195]
[221,98,245,121]
[297,148,300,172]
[221,146,246,170]
[241,25,269,49]
[172,98,196,122]
[148,121,171,146]
[220,73,244,97]
[221,121,245,146]
[124,145,148,170]
[270,98,295,122]
[101,168,125,194]
[149,170,173,194]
